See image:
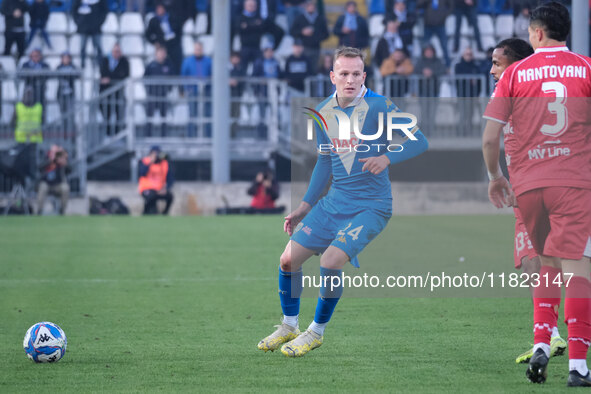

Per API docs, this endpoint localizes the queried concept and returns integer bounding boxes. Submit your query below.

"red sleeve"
[483,66,514,125]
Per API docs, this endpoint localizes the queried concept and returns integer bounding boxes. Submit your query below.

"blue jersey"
[313,86,412,208]
[296,86,428,266]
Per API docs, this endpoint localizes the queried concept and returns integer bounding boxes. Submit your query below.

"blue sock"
[278,267,302,317]
[313,267,343,324]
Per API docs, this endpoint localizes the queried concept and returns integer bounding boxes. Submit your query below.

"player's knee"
[279,251,292,272]
[320,248,348,270]
[522,257,541,276]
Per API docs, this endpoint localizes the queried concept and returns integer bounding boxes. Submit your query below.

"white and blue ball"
[23,322,67,363]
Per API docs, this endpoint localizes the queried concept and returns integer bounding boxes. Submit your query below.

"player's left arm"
[482,119,512,208]
[359,130,429,175]
[359,99,429,174]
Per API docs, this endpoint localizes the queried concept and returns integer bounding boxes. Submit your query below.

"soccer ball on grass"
[23,321,67,363]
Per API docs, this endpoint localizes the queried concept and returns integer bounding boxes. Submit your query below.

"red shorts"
[516,187,591,260]
[513,207,536,269]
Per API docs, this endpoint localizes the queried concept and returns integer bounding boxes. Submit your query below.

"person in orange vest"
[138,145,174,215]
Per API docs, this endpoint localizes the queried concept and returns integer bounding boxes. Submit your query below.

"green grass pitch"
[0,215,577,392]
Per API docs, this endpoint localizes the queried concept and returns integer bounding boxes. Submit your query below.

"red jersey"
[484,46,591,196]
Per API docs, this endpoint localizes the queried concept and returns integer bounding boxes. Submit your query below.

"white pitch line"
[0,277,275,285]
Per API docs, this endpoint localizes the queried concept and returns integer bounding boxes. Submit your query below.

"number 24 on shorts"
[337,223,364,243]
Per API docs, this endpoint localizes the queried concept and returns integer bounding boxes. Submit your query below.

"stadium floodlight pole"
[572,0,589,56]
[212,0,231,183]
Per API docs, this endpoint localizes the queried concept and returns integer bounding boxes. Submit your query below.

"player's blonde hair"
[333,46,365,66]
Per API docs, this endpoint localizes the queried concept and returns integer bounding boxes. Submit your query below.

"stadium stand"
[0,0,559,193]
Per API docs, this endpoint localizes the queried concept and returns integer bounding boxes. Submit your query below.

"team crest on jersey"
[320,100,370,175]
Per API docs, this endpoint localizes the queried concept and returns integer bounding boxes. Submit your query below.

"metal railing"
[303,74,491,147]
[0,70,88,196]
[125,76,291,158]
[0,70,501,193]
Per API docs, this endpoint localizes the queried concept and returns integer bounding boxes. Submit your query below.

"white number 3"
[540,81,568,137]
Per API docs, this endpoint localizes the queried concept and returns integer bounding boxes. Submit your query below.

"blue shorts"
[291,194,391,267]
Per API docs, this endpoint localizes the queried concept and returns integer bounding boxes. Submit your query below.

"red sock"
[533,266,562,345]
[565,276,591,360]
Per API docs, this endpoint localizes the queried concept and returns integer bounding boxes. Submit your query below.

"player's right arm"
[482,119,512,208]
[482,64,515,208]
[284,153,332,235]
[284,103,334,235]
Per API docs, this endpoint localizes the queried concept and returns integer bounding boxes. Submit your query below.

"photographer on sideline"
[138,145,174,215]
[248,169,279,210]
[37,145,70,215]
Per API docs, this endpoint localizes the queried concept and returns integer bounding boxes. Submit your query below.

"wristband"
[487,167,503,181]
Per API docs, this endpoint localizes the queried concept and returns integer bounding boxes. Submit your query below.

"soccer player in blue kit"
[257,47,429,357]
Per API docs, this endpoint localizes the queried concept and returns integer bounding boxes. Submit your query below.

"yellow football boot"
[515,336,567,364]
[257,323,300,352]
[280,329,323,357]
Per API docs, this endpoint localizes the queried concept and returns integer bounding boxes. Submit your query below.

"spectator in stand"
[418,0,453,67]
[511,0,538,15]
[229,51,246,118]
[56,52,78,133]
[13,87,43,143]
[1,0,28,60]
[253,46,281,79]
[414,44,445,95]
[454,47,480,91]
[20,48,49,121]
[145,2,183,75]
[99,43,130,136]
[380,48,413,96]
[237,0,265,68]
[281,0,306,30]
[380,48,413,77]
[252,45,281,118]
[414,44,445,130]
[374,17,405,68]
[181,41,212,137]
[386,0,418,13]
[479,46,494,95]
[290,0,329,73]
[313,53,334,96]
[36,145,70,215]
[453,0,483,53]
[159,0,196,27]
[138,145,174,215]
[256,0,285,51]
[248,169,279,210]
[284,39,312,94]
[513,4,532,41]
[386,0,417,51]
[333,1,370,49]
[72,0,108,68]
[318,53,333,75]
[26,0,51,51]
[144,46,174,137]
[454,46,482,134]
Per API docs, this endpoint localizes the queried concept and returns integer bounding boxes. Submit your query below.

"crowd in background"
[0,0,583,215]
[0,0,584,137]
